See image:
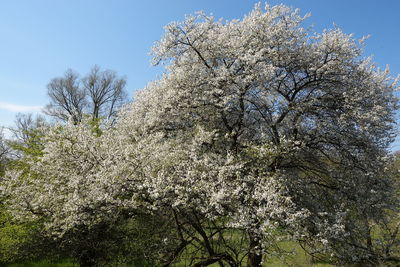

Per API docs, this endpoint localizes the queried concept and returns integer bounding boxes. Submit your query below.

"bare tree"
[44,66,128,124]
[82,65,127,122]
[12,113,47,144]
[45,70,86,123]
[5,113,48,159]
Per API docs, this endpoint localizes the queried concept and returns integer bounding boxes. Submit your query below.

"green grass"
[5,259,76,267]
[264,241,333,267]
[171,239,334,267]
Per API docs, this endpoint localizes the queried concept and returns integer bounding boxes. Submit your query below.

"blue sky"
[1,0,399,148]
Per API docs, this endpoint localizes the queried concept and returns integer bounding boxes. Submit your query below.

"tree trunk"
[247,237,262,267]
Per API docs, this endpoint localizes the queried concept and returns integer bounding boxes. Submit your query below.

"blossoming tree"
[2,3,398,267]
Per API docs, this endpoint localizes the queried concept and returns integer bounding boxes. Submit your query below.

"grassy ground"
[6,259,76,267]
[263,241,333,267]
[171,240,334,267]
[5,247,333,267]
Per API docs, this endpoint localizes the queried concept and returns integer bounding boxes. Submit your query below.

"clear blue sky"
[1,0,399,148]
